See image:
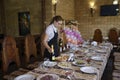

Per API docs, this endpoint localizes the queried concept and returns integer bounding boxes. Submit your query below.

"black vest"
[44,29,59,60]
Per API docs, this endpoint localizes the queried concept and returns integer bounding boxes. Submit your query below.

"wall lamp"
[52,0,58,5]
[89,1,95,17]
[113,0,119,5]
[52,0,59,16]
[90,7,95,17]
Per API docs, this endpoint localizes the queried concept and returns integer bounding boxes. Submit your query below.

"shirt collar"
[52,24,57,32]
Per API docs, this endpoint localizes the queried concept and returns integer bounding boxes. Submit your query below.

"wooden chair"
[15,36,26,69]
[40,32,45,60]
[2,36,29,79]
[113,52,120,70]
[24,34,39,69]
[114,52,120,62]
[2,36,20,74]
[108,28,119,49]
[112,70,120,80]
[34,34,44,61]
[93,29,103,43]
[112,52,120,80]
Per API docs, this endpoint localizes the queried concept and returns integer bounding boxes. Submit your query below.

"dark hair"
[49,15,63,25]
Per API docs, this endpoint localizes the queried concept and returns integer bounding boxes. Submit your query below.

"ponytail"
[49,15,63,25]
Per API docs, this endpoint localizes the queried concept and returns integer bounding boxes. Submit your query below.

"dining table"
[14,42,113,80]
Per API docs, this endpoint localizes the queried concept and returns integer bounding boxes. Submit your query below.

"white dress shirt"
[45,24,57,42]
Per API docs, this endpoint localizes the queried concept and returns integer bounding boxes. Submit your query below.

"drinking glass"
[39,58,49,71]
[65,69,76,80]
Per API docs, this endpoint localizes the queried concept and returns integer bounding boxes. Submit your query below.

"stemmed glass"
[39,58,49,71]
[84,56,91,65]
[65,69,76,80]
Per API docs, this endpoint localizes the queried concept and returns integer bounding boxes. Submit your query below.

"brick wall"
[45,0,75,25]
[56,0,75,20]
[75,0,120,40]
[4,0,42,36]
[2,0,120,39]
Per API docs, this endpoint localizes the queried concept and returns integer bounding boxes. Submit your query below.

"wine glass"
[86,57,91,64]
[65,69,76,80]
[39,58,49,71]
[84,56,91,65]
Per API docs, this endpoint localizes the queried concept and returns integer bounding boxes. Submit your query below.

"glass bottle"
[59,38,63,52]
[51,45,55,61]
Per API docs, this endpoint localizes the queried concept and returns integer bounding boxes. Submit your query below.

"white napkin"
[68,53,74,61]
[91,41,98,46]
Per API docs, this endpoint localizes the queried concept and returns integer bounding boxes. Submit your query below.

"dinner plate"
[80,66,97,74]
[37,74,59,80]
[91,56,103,61]
[72,60,85,66]
[96,49,106,53]
[14,74,35,80]
[57,62,71,69]
[43,61,57,67]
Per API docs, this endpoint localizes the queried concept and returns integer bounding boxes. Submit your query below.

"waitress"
[43,15,63,61]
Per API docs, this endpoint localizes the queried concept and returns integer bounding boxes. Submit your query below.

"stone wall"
[75,0,120,40]
[2,0,120,39]
[45,0,75,26]
[4,0,42,36]
[1,0,75,36]
[56,0,75,20]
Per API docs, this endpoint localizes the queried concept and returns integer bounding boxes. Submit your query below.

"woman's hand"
[43,33,53,53]
[48,48,52,53]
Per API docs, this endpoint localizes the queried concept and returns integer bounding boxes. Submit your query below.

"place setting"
[91,56,104,62]
[80,66,98,74]
[13,74,36,80]
[57,61,72,69]
[36,73,60,80]
[42,61,57,68]
[72,59,86,67]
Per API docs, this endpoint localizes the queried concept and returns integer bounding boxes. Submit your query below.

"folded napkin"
[68,53,74,61]
[91,41,97,46]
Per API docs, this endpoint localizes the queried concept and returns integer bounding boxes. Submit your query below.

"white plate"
[72,60,85,66]
[80,66,97,74]
[43,61,57,67]
[91,56,103,61]
[96,49,106,53]
[37,74,59,80]
[57,62,71,69]
[14,74,35,80]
